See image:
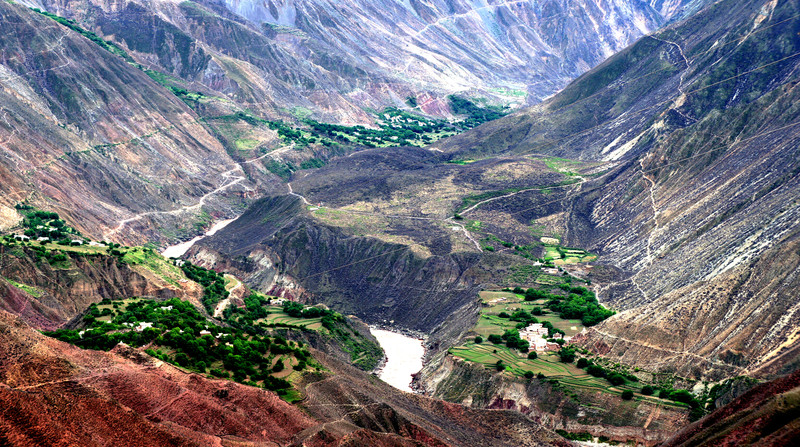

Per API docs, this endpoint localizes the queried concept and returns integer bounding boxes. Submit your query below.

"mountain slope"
[219,0,666,104]
[662,368,800,446]
[21,0,675,121]
[0,1,272,244]
[431,0,800,379]
[0,307,573,447]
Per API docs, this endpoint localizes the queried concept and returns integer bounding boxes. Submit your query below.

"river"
[161,218,235,258]
[370,328,425,392]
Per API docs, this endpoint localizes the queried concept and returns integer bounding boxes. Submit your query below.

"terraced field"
[450,342,684,407]
[450,289,683,405]
[476,291,586,337]
[543,244,596,264]
[257,305,324,330]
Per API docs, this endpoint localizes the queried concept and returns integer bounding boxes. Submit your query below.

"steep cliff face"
[416,352,687,446]
[218,0,667,104]
[189,195,489,335]
[0,1,265,244]
[0,246,203,329]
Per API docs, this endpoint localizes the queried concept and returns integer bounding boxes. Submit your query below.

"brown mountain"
[0,309,572,446]
[661,368,800,446]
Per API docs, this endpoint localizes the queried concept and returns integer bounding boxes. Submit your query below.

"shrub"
[641,385,654,395]
[474,335,483,344]
[587,365,606,377]
[557,347,576,363]
[174,353,190,367]
[669,389,695,404]
[524,371,534,379]
[495,360,505,371]
[621,390,634,400]
[607,373,626,386]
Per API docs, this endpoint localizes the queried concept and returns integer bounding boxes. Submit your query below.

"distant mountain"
[0,0,689,245]
[0,0,267,245]
[19,0,679,121]
[217,0,669,105]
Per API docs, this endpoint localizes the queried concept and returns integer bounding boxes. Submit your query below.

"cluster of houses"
[519,323,573,352]
[11,233,90,246]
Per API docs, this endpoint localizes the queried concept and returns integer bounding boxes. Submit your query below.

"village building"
[520,323,558,352]
[134,322,153,332]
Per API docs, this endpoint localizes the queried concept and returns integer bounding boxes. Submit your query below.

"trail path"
[105,143,295,241]
[446,217,483,251]
[287,183,311,206]
[590,329,747,372]
[214,275,242,318]
[458,187,542,216]
[104,166,247,240]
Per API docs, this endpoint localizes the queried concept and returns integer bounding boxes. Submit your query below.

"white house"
[135,322,153,332]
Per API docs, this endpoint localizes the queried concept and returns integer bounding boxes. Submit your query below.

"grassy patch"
[121,247,185,287]
[3,278,43,297]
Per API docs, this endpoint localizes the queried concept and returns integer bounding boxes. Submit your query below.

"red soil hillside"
[0,308,574,446]
[662,369,800,446]
[0,309,317,446]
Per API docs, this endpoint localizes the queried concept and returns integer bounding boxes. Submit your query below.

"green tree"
[557,347,576,363]
[607,373,626,386]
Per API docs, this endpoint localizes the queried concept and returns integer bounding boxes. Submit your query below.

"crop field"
[542,244,596,264]
[450,342,684,407]
[451,290,683,406]
[476,290,586,337]
[257,305,324,330]
[536,274,564,285]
